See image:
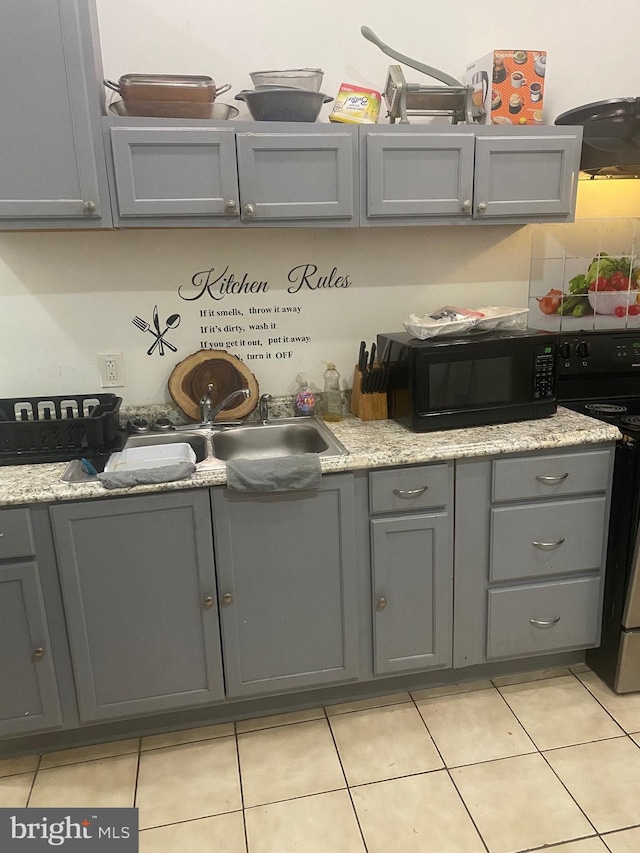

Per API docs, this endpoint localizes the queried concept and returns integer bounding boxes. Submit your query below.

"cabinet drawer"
[0,508,35,559]
[492,449,611,502]
[490,496,607,582]
[369,464,450,514]
[487,576,602,660]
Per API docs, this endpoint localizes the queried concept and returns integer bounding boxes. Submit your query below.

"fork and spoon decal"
[132,306,181,356]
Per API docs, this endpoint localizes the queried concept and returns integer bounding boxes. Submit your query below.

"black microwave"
[377,328,558,432]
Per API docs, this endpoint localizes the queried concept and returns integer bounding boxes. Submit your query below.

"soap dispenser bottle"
[294,375,316,417]
[322,362,342,422]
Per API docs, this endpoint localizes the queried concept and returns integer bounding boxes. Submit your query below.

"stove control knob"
[560,342,572,359]
[575,342,591,358]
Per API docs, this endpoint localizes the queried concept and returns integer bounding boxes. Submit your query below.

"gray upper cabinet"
[211,474,359,697]
[0,562,62,737]
[50,492,224,723]
[107,120,359,228]
[360,124,582,226]
[0,0,111,229]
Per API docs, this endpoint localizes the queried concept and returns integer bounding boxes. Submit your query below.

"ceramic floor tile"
[29,754,137,809]
[238,719,345,808]
[139,812,246,853]
[141,722,234,751]
[631,733,640,747]
[324,692,411,716]
[352,769,485,853]
[40,738,139,769]
[547,840,608,852]
[499,675,624,749]
[491,666,572,688]
[578,671,640,733]
[0,755,38,777]
[450,752,594,853]
[410,679,493,701]
[415,685,536,767]
[544,737,640,834]
[569,662,592,674]
[236,707,324,733]
[602,826,640,852]
[136,737,241,830]
[0,773,34,808]
[244,790,365,853]
[328,702,442,786]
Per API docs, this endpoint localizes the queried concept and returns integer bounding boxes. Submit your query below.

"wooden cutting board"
[168,349,259,422]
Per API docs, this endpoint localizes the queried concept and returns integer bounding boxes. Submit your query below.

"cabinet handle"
[529,616,561,628]
[0,532,4,538]
[535,473,569,485]
[462,199,472,212]
[375,596,388,611]
[32,647,45,661]
[224,199,239,215]
[82,201,97,215]
[221,593,234,607]
[392,487,428,499]
[532,538,565,550]
[202,595,214,609]
[243,203,256,218]
[477,201,488,212]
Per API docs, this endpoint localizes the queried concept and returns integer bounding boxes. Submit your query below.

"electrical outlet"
[98,352,125,387]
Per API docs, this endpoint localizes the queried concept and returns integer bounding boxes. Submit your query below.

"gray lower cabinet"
[369,464,454,675]
[107,120,359,227]
[454,446,615,668]
[359,124,582,226]
[50,492,224,723]
[0,0,110,228]
[0,508,62,736]
[211,474,359,697]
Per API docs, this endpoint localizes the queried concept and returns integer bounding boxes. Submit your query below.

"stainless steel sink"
[123,431,209,463]
[211,417,348,462]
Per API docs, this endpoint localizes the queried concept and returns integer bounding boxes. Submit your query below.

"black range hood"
[555,98,640,178]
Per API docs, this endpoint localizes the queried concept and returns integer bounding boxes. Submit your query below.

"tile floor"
[3,665,640,852]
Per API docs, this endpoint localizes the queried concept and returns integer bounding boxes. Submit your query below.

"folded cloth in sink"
[225,454,321,493]
[97,460,195,490]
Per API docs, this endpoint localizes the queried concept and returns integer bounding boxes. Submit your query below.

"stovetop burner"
[584,403,629,416]
[620,416,640,430]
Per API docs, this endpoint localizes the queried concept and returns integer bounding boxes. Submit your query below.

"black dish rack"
[0,393,122,465]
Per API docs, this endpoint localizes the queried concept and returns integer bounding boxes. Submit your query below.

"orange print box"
[466,50,547,126]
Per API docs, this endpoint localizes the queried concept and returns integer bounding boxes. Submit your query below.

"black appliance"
[376,327,557,432]
[555,98,640,178]
[556,329,640,692]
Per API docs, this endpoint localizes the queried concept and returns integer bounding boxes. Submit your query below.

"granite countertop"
[0,408,620,508]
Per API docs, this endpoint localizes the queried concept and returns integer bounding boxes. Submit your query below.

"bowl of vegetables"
[569,253,638,317]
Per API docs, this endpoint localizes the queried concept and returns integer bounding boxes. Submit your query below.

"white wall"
[2,0,639,406]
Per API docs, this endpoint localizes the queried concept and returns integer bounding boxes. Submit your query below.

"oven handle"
[535,473,569,485]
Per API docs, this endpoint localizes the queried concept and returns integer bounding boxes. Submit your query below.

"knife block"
[350,366,388,421]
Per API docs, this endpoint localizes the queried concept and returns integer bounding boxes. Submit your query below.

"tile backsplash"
[528,219,639,333]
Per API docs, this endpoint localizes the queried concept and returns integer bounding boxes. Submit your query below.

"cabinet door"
[235,129,358,223]
[371,513,453,675]
[110,126,240,219]
[0,563,62,736]
[0,0,110,227]
[473,132,581,219]
[212,474,358,697]
[51,492,224,723]
[361,129,475,222]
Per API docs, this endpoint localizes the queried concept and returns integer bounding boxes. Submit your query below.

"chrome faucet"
[259,393,272,425]
[203,387,251,423]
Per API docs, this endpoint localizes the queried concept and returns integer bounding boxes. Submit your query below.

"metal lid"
[118,74,215,88]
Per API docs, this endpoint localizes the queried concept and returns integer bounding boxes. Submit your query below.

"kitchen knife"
[369,342,376,371]
[152,305,164,356]
[358,340,367,373]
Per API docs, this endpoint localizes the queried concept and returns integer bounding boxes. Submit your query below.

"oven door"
[414,340,554,422]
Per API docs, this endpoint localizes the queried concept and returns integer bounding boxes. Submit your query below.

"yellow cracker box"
[329,83,381,125]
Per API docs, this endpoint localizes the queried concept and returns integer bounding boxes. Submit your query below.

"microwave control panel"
[533,345,556,398]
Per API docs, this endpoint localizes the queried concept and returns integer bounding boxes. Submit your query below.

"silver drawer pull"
[532,539,565,550]
[392,487,428,499]
[535,473,569,485]
[529,616,561,628]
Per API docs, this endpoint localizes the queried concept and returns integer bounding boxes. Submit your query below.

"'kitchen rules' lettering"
[178,263,352,301]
